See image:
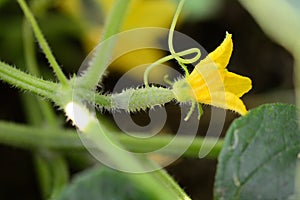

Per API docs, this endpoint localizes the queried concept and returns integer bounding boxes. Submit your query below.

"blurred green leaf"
[287,0,300,11]
[239,0,300,55]
[238,0,300,158]
[57,166,153,200]
[173,0,224,21]
[214,104,300,200]
[0,0,7,7]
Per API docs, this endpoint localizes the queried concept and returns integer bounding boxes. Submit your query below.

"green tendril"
[143,0,201,87]
[144,48,201,87]
[163,75,173,86]
[184,101,204,121]
[184,101,196,121]
[197,103,203,120]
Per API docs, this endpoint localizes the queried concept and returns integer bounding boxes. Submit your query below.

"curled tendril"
[144,0,200,87]
[92,0,203,121]
[143,0,203,121]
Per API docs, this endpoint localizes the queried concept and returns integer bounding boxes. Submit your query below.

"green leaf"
[171,0,224,21]
[238,0,300,55]
[186,0,224,20]
[56,166,153,200]
[0,0,7,7]
[214,104,300,200]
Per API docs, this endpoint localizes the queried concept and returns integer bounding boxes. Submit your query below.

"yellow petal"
[197,91,248,115]
[224,71,252,97]
[121,0,177,30]
[199,32,233,69]
[188,62,224,98]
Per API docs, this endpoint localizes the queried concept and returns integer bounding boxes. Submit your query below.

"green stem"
[100,0,130,41]
[94,93,112,109]
[154,169,191,200]
[34,152,52,198]
[79,112,182,199]
[38,100,58,126]
[66,99,179,198]
[77,0,130,89]
[0,61,58,98]
[48,154,69,200]
[23,20,39,76]
[119,134,223,159]
[142,158,191,200]
[23,18,58,126]
[22,11,69,198]
[17,0,69,86]
[23,94,66,199]
[0,121,223,159]
[34,151,69,200]
[0,121,83,150]
[21,94,43,125]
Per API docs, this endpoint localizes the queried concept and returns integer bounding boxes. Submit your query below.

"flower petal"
[224,71,252,97]
[188,63,225,100]
[196,91,248,115]
[199,32,233,69]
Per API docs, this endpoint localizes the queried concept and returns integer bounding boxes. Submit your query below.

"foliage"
[215,104,300,200]
[0,0,299,199]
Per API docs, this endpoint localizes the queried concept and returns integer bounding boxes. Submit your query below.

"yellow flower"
[173,33,252,115]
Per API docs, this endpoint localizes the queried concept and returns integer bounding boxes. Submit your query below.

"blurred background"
[0,0,294,199]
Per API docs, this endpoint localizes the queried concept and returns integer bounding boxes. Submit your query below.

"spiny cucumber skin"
[111,86,175,112]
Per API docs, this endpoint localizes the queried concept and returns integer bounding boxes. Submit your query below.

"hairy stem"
[23,18,58,126]
[77,0,130,89]
[18,0,69,86]
[23,20,39,76]
[0,61,58,98]
[65,100,188,199]
[22,12,69,197]
[148,160,191,200]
